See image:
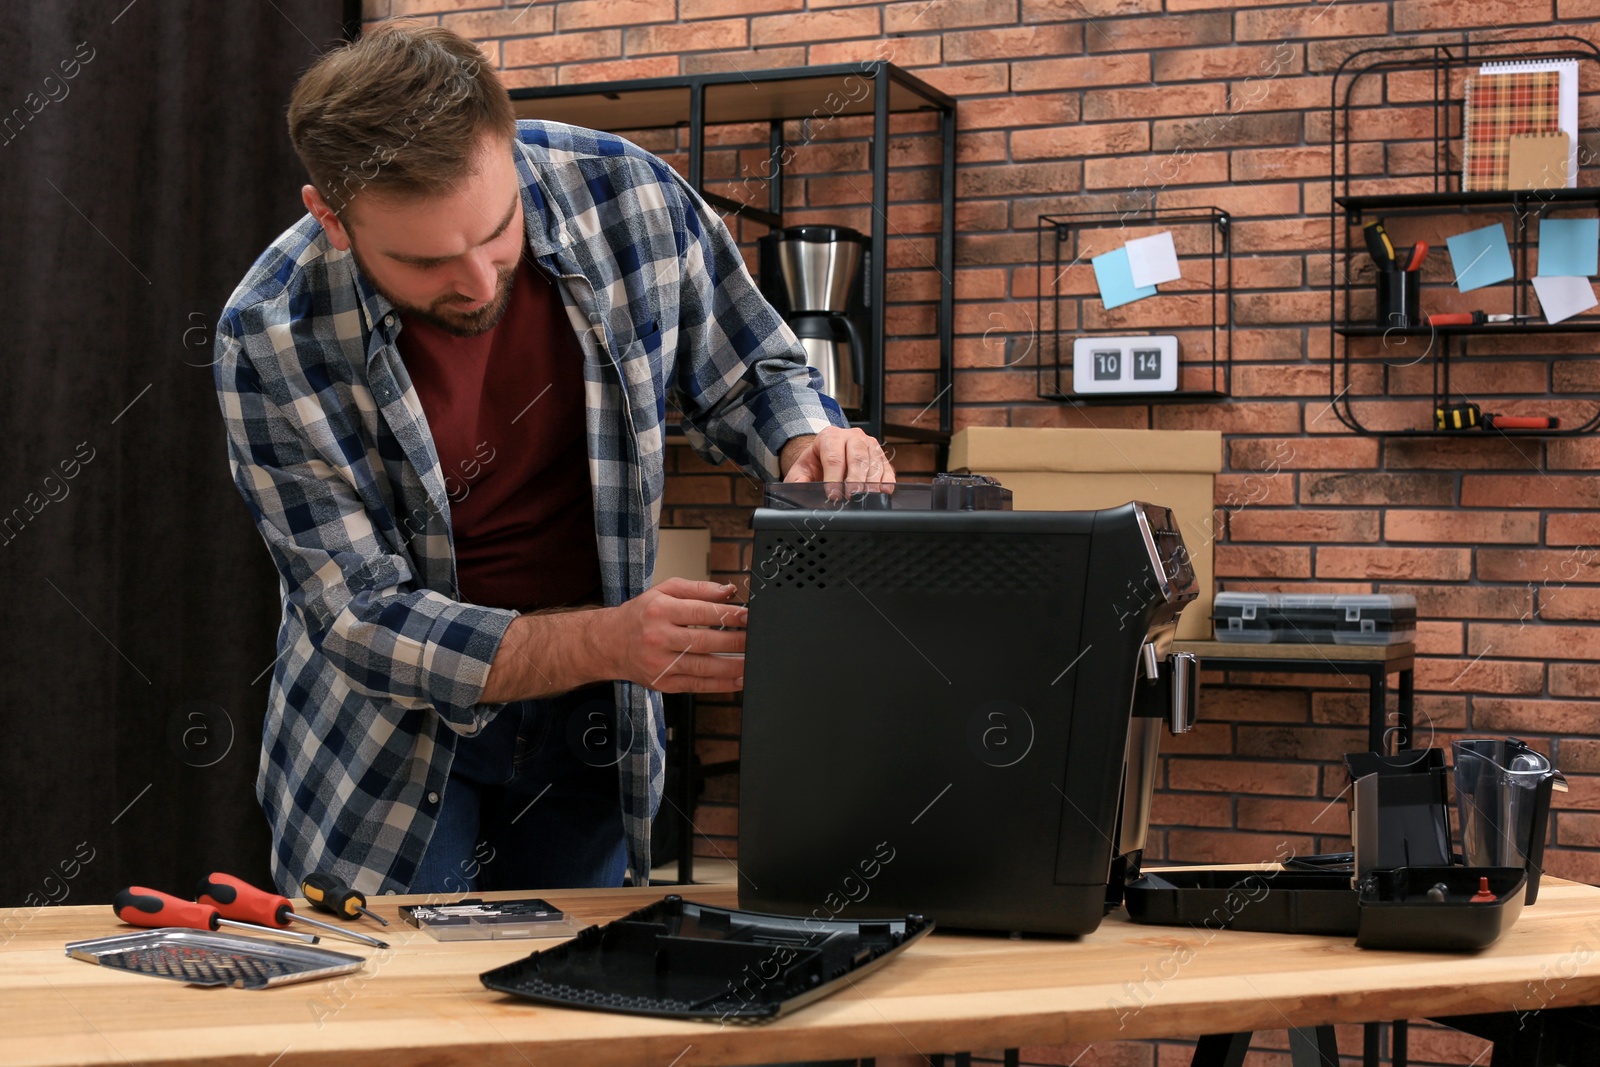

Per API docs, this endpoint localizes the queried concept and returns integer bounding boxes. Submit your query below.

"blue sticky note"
[1092,246,1157,310]
[1538,217,1599,278]
[1447,223,1516,293]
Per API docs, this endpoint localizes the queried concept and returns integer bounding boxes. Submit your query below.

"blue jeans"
[410,683,627,894]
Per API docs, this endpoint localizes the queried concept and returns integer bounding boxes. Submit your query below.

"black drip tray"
[1124,866,1528,952]
[1125,869,1360,936]
[480,895,933,1022]
[1356,866,1527,952]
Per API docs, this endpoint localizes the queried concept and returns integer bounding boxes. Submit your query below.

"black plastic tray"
[1355,866,1527,952]
[1124,869,1360,936]
[480,896,932,1022]
[1124,866,1528,952]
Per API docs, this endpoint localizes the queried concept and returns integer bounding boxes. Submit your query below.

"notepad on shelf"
[1508,131,1571,192]
[1477,58,1580,189]
[1461,69,1562,191]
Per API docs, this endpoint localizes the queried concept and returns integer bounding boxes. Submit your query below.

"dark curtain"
[0,1,352,908]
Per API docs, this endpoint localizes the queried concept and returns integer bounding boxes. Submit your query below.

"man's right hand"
[480,579,747,704]
[599,578,747,693]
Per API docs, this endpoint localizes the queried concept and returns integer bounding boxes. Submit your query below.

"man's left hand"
[780,426,896,484]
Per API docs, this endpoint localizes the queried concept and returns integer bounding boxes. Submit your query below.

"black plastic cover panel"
[480,896,932,1022]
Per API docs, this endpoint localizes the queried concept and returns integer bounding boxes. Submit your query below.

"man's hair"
[287,21,517,217]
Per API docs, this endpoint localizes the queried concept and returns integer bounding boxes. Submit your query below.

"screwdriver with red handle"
[1426,311,1535,326]
[113,886,321,944]
[197,872,389,949]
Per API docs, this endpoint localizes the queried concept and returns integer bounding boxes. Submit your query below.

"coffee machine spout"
[1169,651,1198,734]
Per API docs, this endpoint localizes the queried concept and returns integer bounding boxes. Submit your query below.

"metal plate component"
[65,928,366,989]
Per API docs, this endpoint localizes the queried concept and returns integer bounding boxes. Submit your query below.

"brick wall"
[361,2,1599,1062]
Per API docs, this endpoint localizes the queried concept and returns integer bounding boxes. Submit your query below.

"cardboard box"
[653,527,711,586]
[949,427,1221,639]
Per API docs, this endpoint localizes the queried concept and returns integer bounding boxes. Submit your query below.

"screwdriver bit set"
[64,929,364,990]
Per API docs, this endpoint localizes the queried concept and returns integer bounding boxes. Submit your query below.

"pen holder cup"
[1375,271,1421,330]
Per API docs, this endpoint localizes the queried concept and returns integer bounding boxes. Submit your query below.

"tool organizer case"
[1211,592,1416,645]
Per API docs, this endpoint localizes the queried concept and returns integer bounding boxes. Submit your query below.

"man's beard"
[350,243,518,338]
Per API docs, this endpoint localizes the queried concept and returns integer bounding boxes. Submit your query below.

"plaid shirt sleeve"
[213,326,517,731]
[663,170,850,479]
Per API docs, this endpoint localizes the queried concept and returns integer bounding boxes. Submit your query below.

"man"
[212,22,894,897]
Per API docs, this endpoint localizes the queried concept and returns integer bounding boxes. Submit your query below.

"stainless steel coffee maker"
[758,225,871,414]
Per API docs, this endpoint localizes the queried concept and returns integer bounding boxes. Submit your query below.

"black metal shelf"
[873,422,948,444]
[1037,206,1233,405]
[511,63,955,455]
[1328,35,1600,438]
[1055,390,1227,406]
[1336,188,1600,212]
[1338,324,1600,336]
[667,420,948,448]
[1364,428,1597,439]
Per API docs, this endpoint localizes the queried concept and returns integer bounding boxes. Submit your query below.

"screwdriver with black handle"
[301,872,390,927]
[197,872,389,949]
[1363,218,1398,270]
[113,886,321,944]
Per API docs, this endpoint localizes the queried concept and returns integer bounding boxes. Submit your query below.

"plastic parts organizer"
[1212,592,1416,645]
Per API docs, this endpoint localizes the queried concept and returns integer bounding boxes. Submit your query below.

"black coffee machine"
[758,225,871,416]
[738,478,1199,936]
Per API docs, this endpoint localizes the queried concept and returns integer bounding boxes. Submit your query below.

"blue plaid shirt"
[213,119,845,896]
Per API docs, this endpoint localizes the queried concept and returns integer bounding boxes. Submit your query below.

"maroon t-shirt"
[396,255,602,614]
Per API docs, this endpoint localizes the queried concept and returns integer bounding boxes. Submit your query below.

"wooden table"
[6,879,1600,1067]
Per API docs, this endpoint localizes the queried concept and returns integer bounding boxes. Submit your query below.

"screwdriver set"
[108,871,389,947]
[113,886,323,944]
[73,868,396,987]
[1363,217,1428,275]
[198,872,388,948]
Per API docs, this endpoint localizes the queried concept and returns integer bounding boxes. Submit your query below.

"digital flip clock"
[1072,335,1179,394]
